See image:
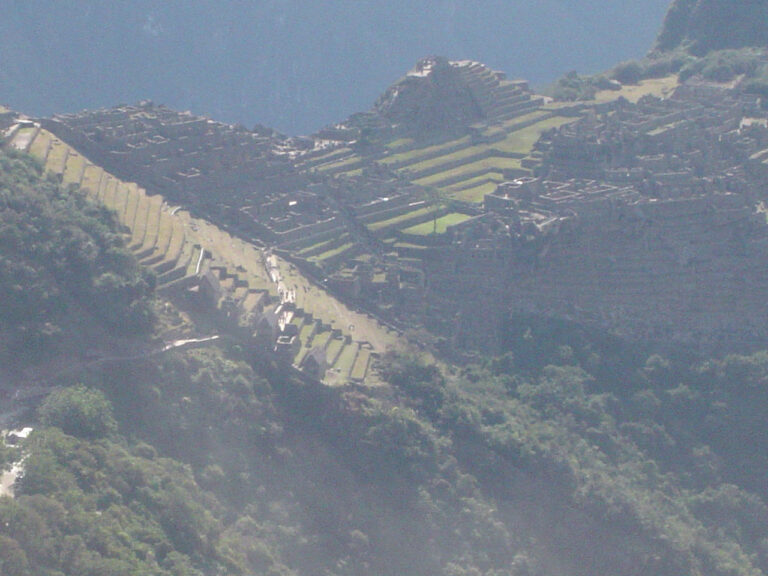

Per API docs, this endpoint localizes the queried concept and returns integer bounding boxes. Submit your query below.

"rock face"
[656,0,768,53]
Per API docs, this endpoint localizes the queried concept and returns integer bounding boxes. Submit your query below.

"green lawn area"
[350,348,371,381]
[367,205,436,232]
[380,135,471,166]
[402,212,473,235]
[415,157,522,187]
[325,338,345,363]
[123,186,141,228]
[297,237,336,256]
[445,173,505,193]
[62,153,86,185]
[316,155,363,172]
[451,181,501,203]
[311,242,354,261]
[394,241,430,250]
[309,330,331,351]
[333,343,359,377]
[80,165,104,196]
[493,116,577,154]
[45,140,69,174]
[499,109,550,128]
[299,323,316,345]
[28,132,52,159]
[385,137,415,150]
[401,143,491,174]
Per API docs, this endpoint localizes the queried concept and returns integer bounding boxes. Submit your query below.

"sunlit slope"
[8,126,398,386]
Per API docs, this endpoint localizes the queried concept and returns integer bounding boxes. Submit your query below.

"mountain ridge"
[656,0,768,54]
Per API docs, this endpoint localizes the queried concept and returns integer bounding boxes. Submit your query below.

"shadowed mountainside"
[656,0,768,54]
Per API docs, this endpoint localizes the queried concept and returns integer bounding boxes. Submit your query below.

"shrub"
[612,61,644,85]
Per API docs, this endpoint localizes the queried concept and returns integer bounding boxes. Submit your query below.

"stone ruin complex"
[423,83,768,352]
[36,64,768,354]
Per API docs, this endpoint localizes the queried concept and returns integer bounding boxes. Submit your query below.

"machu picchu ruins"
[6,54,768,374]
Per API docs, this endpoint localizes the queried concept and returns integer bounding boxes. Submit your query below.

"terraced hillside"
[34,60,686,337]
[5,124,397,386]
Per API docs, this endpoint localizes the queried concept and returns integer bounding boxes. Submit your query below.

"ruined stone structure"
[37,63,768,353]
[422,82,768,352]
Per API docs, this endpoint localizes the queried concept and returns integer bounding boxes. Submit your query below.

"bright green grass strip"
[62,153,86,185]
[451,181,501,203]
[28,131,52,161]
[444,173,505,193]
[394,241,430,250]
[312,243,354,261]
[299,323,315,344]
[401,144,491,174]
[492,116,577,154]
[310,330,331,350]
[415,157,523,187]
[385,137,415,150]
[380,135,472,166]
[45,141,69,174]
[367,206,435,232]
[499,109,549,128]
[297,237,336,256]
[316,155,362,172]
[326,338,345,363]
[350,348,371,380]
[402,212,472,235]
[80,165,104,196]
[334,344,359,376]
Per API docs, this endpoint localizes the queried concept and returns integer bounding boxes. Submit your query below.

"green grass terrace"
[401,212,473,235]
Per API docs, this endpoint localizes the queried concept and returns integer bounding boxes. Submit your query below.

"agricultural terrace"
[402,212,472,235]
[11,126,397,387]
[366,205,436,232]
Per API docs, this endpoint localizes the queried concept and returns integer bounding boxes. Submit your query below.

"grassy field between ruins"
[311,242,354,262]
[450,181,501,203]
[415,156,523,187]
[492,116,577,154]
[380,135,472,166]
[402,212,472,235]
[403,144,492,174]
[593,75,679,103]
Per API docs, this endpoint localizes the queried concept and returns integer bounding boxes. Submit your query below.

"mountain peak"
[371,57,535,137]
[656,0,768,54]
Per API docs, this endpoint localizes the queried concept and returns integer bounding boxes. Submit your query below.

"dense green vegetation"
[8,313,768,575]
[0,149,154,366]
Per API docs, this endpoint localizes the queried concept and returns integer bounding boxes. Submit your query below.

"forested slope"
[0,149,154,370]
[4,95,768,574]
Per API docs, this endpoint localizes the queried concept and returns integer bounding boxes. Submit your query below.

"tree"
[39,384,117,439]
